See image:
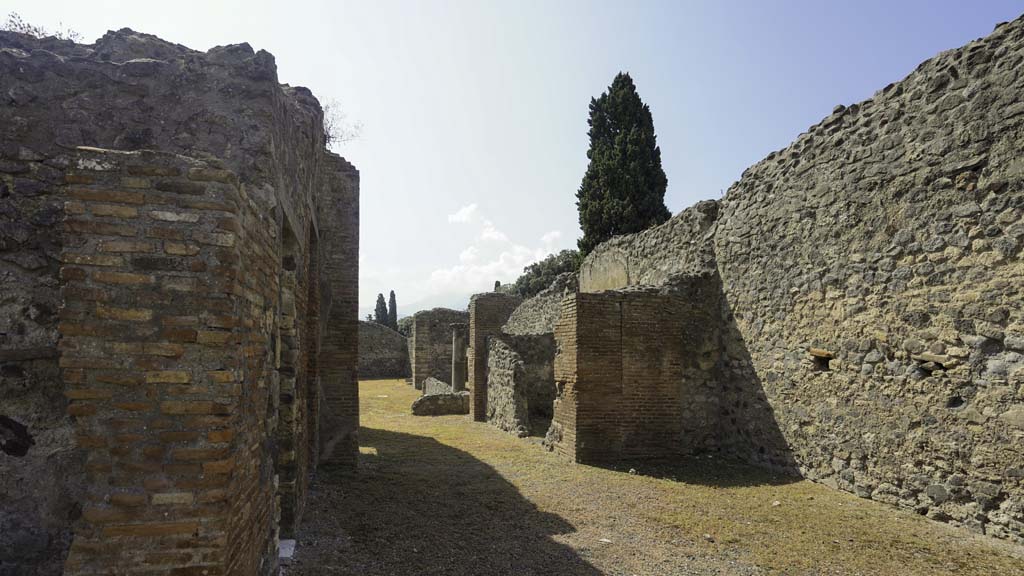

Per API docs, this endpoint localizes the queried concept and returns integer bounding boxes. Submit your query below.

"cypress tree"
[374,293,388,325]
[387,290,398,330]
[576,72,670,256]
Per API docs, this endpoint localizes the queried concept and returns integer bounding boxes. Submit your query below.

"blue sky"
[10,0,1024,316]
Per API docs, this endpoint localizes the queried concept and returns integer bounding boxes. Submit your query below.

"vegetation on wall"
[511,249,579,298]
[576,72,670,256]
[1,12,81,41]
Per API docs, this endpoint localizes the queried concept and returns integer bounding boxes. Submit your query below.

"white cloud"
[459,246,479,263]
[540,230,562,245]
[428,206,565,296]
[447,203,479,223]
[480,219,509,242]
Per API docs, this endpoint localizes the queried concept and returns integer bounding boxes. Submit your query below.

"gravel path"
[285,380,1024,576]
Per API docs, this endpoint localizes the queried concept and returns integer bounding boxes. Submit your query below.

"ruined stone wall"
[0,29,360,573]
[502,272,578,336]
[578,200,718,293]
[358,320,409,379]
[486,334,556,437]
[467,293,522,421]
[410,308,467,389]
[576,17,1024,541]
[549,282,721,464]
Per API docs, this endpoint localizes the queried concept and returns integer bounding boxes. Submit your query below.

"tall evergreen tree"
[374,293,388,325]
[576,72,670,256]
[387,290,398,330]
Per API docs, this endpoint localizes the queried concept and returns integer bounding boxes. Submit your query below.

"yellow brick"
[197,331,232,345]
[63,253,123,267]
[145,371,191,384]
[96,304,152,322]
[91,204,139,218]
[93,271,154,285]
[151,492,194,506]
[164,242,200,256]
[102,521,198,537]
[68,187,145,205]
[143,343,184,357]
[207,370,235,383]
[98,240,154,253]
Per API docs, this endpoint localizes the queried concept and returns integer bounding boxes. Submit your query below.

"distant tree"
[365,314,373,322]
[387,290,398,330]
[2,12,81,41]
[576,72,670,256]
[374,293,388,325]
[512,249,579,298]
[397,316,414,337]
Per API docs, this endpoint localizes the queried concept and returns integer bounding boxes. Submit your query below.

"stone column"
[451,323,468,392]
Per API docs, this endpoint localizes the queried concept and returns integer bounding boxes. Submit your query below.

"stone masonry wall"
[0,29,360,573]
[486,334,556,437]
[503,272,578,336]
[467,293,522,421]
[410,308,467,390]
[358,320,409,380]
[576,17,1024,541]
[578,200,718,293]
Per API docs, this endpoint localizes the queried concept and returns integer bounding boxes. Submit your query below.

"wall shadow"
[287,427,603,576]
[716,284,802,477]
[573,269,801,484]
[594,457,799,489]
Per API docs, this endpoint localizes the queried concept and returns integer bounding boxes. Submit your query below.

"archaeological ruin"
[420,18,1024,544]
[3,10,1024,576]
[357,320,409,380]
[0,29,358,574]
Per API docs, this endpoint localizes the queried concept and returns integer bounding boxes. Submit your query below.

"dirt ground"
[285,379,1024,575]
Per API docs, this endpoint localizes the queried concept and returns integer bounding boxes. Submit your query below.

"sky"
[8,0,1024,317]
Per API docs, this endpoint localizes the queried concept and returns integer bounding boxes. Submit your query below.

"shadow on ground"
[593,456,802,489]
[286,427,603,576]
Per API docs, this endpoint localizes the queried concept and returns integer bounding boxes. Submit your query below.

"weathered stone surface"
[411,391,470,416]
[0,28,359,575]
[486,334,556,437]
[579,200,718,292]
[358,320,410,379]
[503,272,578,336]
[573,16,1024,542]
[422,376,453,396]
[410,308,468,389]
[468,293,522,421]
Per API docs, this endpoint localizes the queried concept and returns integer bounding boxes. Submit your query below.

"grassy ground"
[286,379,1024,575]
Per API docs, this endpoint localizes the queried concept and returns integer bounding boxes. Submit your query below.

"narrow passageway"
[286,380,1024,576]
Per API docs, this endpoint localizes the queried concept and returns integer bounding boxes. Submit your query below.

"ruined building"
[465,19,1024,543]
[0,29,359,575]
[357,320,409,380]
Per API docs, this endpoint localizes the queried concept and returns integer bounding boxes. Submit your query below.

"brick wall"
[56,150,274,574]
[317,155,360,467]
[410,308,468,390]
[467,293,522,421]
[0,28,362,573]
[549,280,721,464]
